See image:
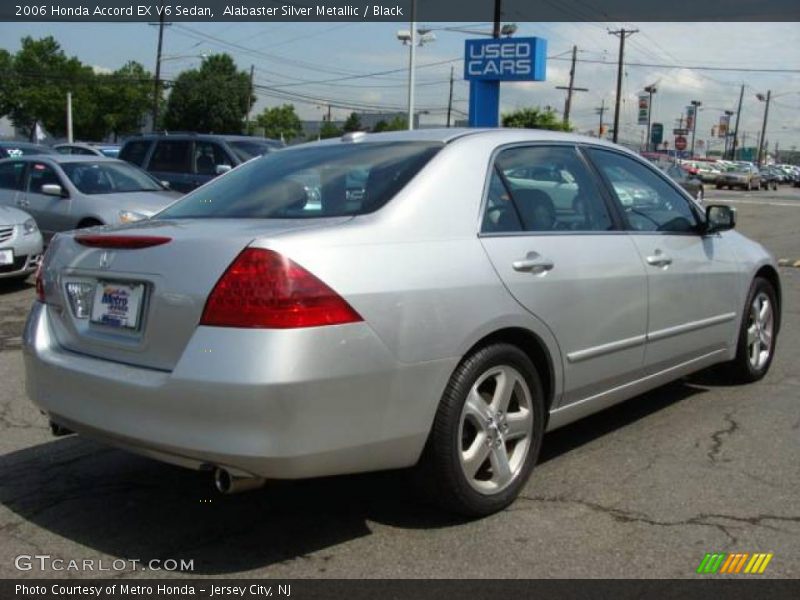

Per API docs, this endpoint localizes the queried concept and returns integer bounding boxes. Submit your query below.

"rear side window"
[0,161,26,191]
[119,140,152,167]
[485,145,613,233]
[157,142,441,219]
[149,140,192,173]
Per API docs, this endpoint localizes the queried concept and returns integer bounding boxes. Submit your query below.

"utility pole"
[493,0,502,38]
[609,28,637,143]
[446,65,454,127]
[151,7,167,132]
[690,100,702,158]
[66,91,73,143]
[406,0,417,130]
[245,64,254,134]
[730,84,744,160]
[595,99,606,138]
[756,90,771,167]
[555,45,589,128]
[723,109,734,158]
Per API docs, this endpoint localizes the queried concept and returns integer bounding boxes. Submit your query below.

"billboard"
[464,37,547,81]
[637,94,650,125]
[718,114,730,138]
[686,105,696,130]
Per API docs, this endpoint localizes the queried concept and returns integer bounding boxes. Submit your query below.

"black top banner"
[2,0,799,22]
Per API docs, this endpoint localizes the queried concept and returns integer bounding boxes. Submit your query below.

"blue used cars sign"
[464,37,547,81]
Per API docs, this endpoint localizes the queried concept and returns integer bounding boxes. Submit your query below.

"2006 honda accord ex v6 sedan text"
[24,129,781,516]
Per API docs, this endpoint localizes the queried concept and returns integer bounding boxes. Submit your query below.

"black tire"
[414,343,545,517]
[720,277,779,383]
[715,184,723,190]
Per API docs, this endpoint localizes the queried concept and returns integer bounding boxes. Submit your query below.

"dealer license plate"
[90,281,144,329]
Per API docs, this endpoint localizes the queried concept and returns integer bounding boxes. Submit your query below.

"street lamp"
[689,100,702,158]
[397,3,436,131]
[644,84,656,152]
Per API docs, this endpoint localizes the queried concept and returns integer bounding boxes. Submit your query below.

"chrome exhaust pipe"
[213,467,266,494]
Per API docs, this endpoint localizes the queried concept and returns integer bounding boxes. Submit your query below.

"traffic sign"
[674,136,688,151]
[673,128,689,136]
[651,123,663,145]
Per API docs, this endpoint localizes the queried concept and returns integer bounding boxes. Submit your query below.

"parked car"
[118,133,283,193]
[0,205,43,280]
[0,141,56,159]
[26,129,781,516]
[54,143,121,158]
[716,163,762,191]
[685,161,721,184]
[0,155,180,241]
[758,166,780,190]
[664,163,705,203]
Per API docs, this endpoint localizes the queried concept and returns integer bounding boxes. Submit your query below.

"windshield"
[61,161,164,194]
[228,140,280,162]
[157,141,442,219]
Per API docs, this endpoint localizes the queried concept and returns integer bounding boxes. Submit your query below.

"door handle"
[646,251,672,267]
[512,252,555,274]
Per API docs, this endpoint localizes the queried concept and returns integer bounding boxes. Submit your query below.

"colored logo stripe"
[697,553,773,574]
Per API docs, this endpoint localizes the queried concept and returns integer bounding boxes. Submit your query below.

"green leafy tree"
[95,61,153,140]
[343,112,362,132]
[163,54,253,134]
[256,104,303,141]
[319,121,342,139]
[5,36,95,140]
[502,107,572,132]
[0,49,18,120]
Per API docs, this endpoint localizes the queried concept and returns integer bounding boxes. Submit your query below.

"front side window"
[27,162,62,193]
[0,161,26,191]
[61,162,163,194]
[587,148,700,233]
[157,142,441,219]
[483,145,614,233]
[194,142,232,175]
[228,140,279,162]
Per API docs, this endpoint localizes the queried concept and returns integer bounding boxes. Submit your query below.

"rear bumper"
[23,302,456,479]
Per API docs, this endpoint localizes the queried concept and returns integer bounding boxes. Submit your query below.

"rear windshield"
[156,142,442,219]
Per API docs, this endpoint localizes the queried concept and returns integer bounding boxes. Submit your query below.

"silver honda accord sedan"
[24,129,781,516]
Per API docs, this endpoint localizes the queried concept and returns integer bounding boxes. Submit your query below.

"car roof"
[289,127,634,152]
[1,154,121,164]
[122,133,281,144]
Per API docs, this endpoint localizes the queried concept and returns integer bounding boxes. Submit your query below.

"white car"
[0,205,43,280]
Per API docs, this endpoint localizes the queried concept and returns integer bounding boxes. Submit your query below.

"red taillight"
[74,235,171,249]
[200,248,363,329]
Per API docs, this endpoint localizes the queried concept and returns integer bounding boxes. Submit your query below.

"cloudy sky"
[1,20,798,150]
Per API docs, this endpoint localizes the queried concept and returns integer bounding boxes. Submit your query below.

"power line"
[550,55,800,74]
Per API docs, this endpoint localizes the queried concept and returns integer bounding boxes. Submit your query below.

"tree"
[502,107,572,132]
[256,104,303,141]
[343,112,362,132]
[319,121,342,139]
[163,54,253,134]
[4,36,94,140]
[0,49,18,120]
[95,62,153,140]
[372,116,407,132]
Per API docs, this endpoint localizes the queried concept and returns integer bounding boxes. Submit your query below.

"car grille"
[0,255,27,274]
[0,226,13,243]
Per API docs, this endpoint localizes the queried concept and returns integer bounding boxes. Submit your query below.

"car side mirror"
[41,183,66,198]
[705,204,736,234]
[215,164,232,175]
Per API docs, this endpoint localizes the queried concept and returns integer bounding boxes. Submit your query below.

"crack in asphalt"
[707,412,740,463]
[515,494,800,546]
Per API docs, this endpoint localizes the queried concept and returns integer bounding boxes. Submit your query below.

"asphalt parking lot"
[1,186,798,579]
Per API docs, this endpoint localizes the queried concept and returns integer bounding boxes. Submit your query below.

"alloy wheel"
[747,292,774,371]
[458,365,534,494]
